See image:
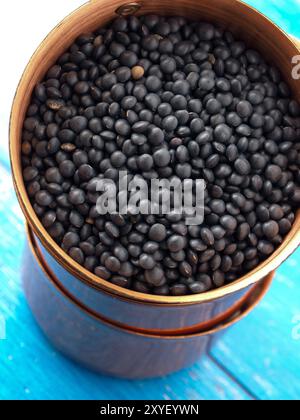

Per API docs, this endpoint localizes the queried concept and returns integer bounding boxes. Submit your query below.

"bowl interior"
[10,0,300,304]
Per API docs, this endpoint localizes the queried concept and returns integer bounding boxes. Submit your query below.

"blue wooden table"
[0,0,300,401]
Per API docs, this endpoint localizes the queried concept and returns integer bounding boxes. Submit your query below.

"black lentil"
[167,235,186,253]
[149,224,167,242]
[22,15,300,296]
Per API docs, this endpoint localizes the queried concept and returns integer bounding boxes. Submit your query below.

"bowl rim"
[10,0,300,306]
[28,222,261,332]
[26,221,274,339]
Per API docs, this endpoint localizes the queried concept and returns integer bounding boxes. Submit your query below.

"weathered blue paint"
[211,252,300,400]
[246,0,300,38]
[1,0,300,401]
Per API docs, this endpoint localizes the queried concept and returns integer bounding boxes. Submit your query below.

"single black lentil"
[22,15,300,296]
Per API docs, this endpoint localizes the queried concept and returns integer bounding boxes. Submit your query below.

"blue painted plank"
[0,164,251,400]
[245,0,300,38]
[1,0,300,401]
[211,258,300,400]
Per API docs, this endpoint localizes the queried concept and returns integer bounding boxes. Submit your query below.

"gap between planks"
[208,353,258,400]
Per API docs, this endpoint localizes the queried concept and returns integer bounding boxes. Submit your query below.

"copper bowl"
[10,0,300,335]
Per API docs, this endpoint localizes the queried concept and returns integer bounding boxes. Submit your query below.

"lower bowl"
[23,225,274,379]
[31,227,262,335]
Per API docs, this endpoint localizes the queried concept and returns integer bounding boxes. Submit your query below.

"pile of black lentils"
[22,15,300,296]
